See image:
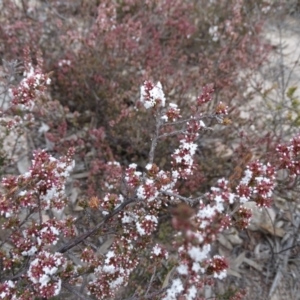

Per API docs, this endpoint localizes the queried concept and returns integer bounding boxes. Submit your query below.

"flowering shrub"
[0,0,278,195]
[0,66,296,299]
[0,0,298,299]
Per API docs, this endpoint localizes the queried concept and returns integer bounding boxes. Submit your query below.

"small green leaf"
[287,86,298,99]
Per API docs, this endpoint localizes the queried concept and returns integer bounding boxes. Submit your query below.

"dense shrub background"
[0,0,273,187]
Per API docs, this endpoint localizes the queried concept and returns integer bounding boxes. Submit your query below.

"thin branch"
[144,286,170,299]
[44,0,69,21]
[62,281,93,300]
[58,198,136,253]
[20,0,38,21]
[145,266,156,296]
[123,286,170,300]
[6,256,30,281]
[37,194,43,225]
[161,114,217,127]
[0,209,33,249]
[158,130,185,139]
[148,111,163,164]
[158,127,212,139]
[162,191,201,205]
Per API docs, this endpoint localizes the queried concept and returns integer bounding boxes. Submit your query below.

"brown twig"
[58,198,136,253]
[62,281,93,300]
[148,110,163,165]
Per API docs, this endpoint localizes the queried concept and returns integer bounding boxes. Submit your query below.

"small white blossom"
[209,25,219,42]
[240,169,253,185]
[152,244,162,256]
[162,278,184,300]
[145,163,152,170]
[200,120,206,127]
[38,122,50,134]
[140,81,166,109]
[186,285,197,300]
[188,244,211,262]
[177,264,188,275]
[214,270,227,280]
[136,221,146,235]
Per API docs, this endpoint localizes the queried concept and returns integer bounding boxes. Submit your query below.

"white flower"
[186,285,197,300]
[162,278,184,300]
[240,169,253,185]
[200,120,206,127]
[188,244,211,262]
[150,82,165,107]
[152,244,162,256]
[140,81,166,109]
[177,264,188,275]
[209,25,219,42]
[214,270,227,279]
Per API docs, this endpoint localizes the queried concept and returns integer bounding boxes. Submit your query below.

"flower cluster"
[9,218,63,258]
[100,193,124,215]
[124,163,142,188]
[209,25,219,42]
[196,84,215,106]
[10,64,51,109]
[162,157,276,298]
[136,178,160,202]
[150,244,169,260]
[140,81,166,109]
[0,250,67,300]
[0,281,18,300]
[172,119,201,178]
[0,147,75,298]
[206,255,228,279]
[215,101,229,115]
[161,103,181,122]
[236,161,276,208]
[0,148,75,219]
[164,198,229,299]
[27,251,66,298]
[277,134,300,176]
[88,239,140,299]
